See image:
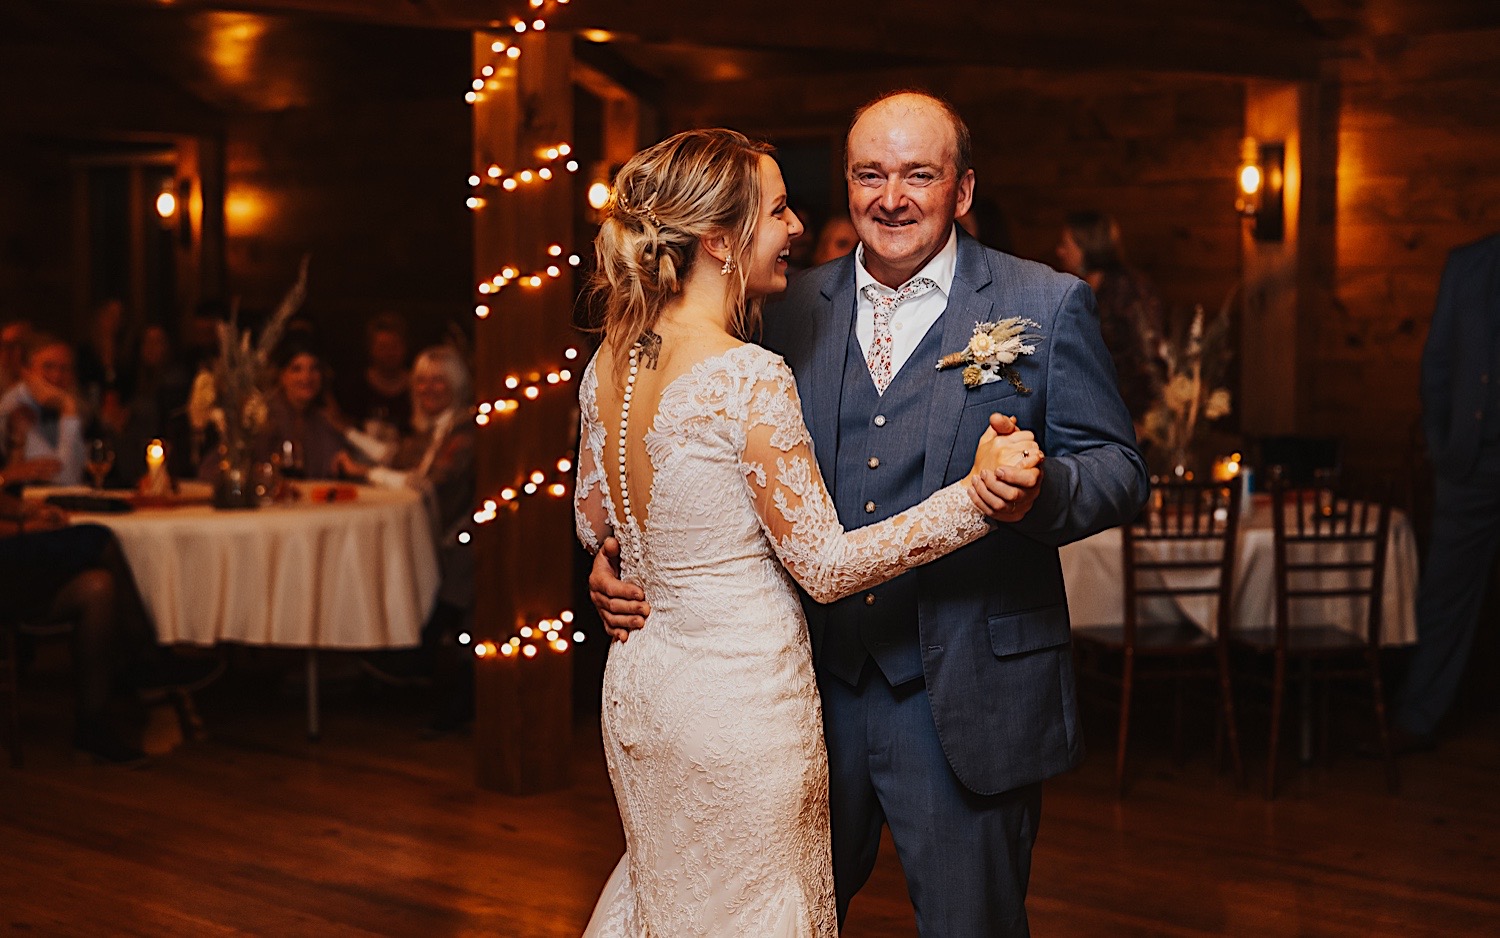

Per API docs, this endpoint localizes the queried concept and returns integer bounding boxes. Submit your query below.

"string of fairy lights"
[464,3,598,662]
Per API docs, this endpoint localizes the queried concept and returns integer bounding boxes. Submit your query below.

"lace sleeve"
[574,356,612,555]
[740,356,990,604]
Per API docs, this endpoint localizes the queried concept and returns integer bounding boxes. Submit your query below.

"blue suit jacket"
[761,229,1149,795]
[1421,233,1500,481]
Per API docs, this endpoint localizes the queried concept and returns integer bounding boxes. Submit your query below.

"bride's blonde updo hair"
[590,128,774,376]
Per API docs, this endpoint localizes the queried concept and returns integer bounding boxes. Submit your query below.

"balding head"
[847,90,971,177]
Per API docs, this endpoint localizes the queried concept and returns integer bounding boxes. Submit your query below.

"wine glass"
[86,439,114,490]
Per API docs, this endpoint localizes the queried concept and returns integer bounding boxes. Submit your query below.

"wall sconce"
[1235,137,1284,242]
[155,181,178,222]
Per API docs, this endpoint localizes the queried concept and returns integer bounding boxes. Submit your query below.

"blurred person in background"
[116,324,192,484]
[75,298,130,438]
[1056,210,1167,425]
[336,313,412,442]
[257,337,349,479]
[1,318,34,393]
[336,345,476,733]
[0,491,222,764]
[812,213,860,266]
[0,333,87,485]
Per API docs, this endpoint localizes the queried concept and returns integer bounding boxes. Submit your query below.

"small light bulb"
[491,41,504,52]
[500,643,514,656]
[475,413,490,426]
[468,174,481,186]
[477,283,492,294]
[532,19,545,30]
[465,92,478,104]
[548,483,566,497]
[573,631,585,643]
[546,372,560,385]
[568,254,581,266]
[506,46,521,59]
[566,160,579,172]
[544,148,559,160]
[520,626,533,638]
[523,645,537,658]
[514,20,527,32]
[458,632,471,644]
[524,386,540,400]
[559,369,572,382]
[472,79,485,91]
[528,275,542,287]
[558,144,571,155]
[530,471,545,484]
[487,164,502,179]
[457,532,471,545]
[519,170,534,183]
[524,482,538,495]
[478,403,493,415]
[505,376,520,389]
[502,178,518,191]
[561,611,574,623]
[501,488,517,500]
[564,347,578,360]
[484,499,498,511]
[538,167,552,180]
[475,304,490,318]
[547,266,561,278]
[557,458,573,472]
[502,267,519,279]
[466,197,485,209]
[481,65,494,77]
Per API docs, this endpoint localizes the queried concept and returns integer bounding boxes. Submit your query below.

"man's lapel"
[806,255,856,489]
[922,232,996,496]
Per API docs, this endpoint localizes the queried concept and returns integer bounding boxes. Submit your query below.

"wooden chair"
[1073,479,1244,796]
[1232,472,1397,799]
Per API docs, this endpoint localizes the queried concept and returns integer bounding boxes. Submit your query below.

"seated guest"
[1,318,33,393]
[0,332,87,485]
[336,345,476,732]
[336,313,412,440]
[117,325,192,485]
[812,214,859,265]
[75,298,130,439]
[257,338,349,479]
[1056,210,1168,426]
[0,492,221,764]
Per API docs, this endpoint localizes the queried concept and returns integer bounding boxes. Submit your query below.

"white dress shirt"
[853,226,959,383]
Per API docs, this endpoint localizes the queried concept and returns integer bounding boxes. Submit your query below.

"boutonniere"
[936,318,1043,391]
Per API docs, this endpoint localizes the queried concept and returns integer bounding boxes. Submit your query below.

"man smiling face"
[845,92,975,288]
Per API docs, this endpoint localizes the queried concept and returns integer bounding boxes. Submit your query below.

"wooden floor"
[3,649,1498,937]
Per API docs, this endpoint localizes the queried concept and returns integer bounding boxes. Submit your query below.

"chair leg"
[1368,650,1399,794]
[1116,651,1135,797]
[1266,652,1287,799]
[1218,648,1244,788]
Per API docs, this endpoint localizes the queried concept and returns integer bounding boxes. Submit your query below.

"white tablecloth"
[41,485,439,649]
[1059,498,1420,646]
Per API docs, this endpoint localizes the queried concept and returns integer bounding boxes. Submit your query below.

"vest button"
[868,457,880,469]
[874,415,887,427]
[864,593,876,606]
[864,501,876,513]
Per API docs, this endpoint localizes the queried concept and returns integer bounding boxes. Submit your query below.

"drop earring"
[720,256,735,276]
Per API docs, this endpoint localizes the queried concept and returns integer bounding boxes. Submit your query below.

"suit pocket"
[988,604,1071,658]
[961,380,1020,410]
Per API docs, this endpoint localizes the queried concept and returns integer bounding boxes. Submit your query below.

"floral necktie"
[860,277,939,394]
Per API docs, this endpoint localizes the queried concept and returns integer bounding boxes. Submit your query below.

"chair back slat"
[1122,480,1241,644]
[1267,469,1393,648]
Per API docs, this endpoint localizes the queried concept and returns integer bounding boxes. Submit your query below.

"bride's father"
[593,91,1147,935]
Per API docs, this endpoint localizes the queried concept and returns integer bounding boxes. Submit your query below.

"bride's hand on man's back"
[590,536,652,642]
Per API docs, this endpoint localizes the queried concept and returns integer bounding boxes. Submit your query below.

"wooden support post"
[470,29,577,794]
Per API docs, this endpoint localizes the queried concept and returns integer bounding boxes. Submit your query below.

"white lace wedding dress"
[574,343,990,937]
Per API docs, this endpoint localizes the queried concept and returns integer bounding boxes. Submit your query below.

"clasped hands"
[966,413,1045,524]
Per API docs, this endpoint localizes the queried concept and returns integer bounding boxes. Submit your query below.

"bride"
[573,128,1041,936]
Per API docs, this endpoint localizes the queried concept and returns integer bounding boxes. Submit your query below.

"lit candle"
[146,439,165,473]
[140,438,172,497]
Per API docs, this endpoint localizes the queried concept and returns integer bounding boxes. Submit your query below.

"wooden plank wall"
[1322,30,1500,472]
[667,66,1246,336]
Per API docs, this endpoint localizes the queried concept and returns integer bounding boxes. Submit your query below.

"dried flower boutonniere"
[936,318,1043,391]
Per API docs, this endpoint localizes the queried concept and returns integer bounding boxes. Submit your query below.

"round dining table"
[28,483,440,737]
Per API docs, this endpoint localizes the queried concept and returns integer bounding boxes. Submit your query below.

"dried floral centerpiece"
[1140,295,1234,478]
[189,259,308,507]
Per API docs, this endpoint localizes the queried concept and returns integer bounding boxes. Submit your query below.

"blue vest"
[818,311,947,687]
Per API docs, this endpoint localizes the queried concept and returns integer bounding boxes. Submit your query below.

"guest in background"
[260,338,348,479]
[336,345,476,733]
[75,298,130,437]
[0,332,87,485]
[1056,210,1167,425]
[0,492,221,764]
[337,313,412,441]
[1,318,33,393]
[117,324,191,484]
[812,213,859,265]
[1391,232,1500,754]
[958,195,1015,255]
